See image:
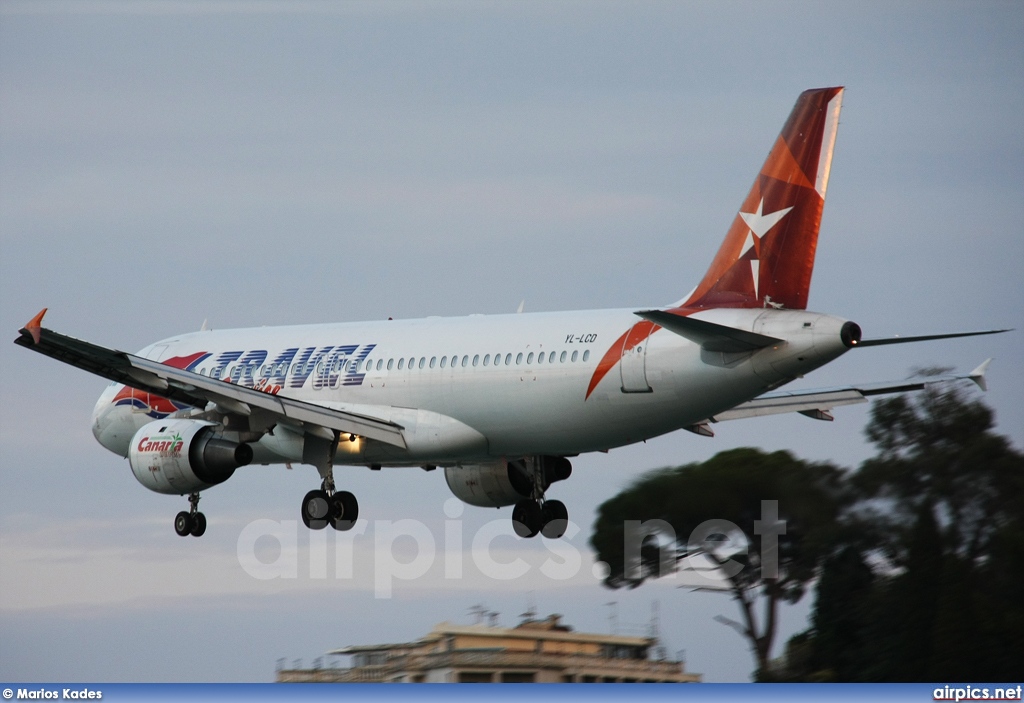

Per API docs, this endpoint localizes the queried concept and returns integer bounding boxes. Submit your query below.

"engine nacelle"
[129,419,252,495]
[444,456,572,508]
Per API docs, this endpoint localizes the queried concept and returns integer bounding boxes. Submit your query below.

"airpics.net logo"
[235,498,786,599]
[934,685,1023,701]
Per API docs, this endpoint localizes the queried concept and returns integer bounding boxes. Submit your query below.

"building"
[276,613,701,683]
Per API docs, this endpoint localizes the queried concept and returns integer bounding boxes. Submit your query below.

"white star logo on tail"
[738,198,793,297]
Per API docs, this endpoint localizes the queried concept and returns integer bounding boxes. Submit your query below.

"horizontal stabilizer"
[635,309,782,353]
[855,329,1010,347]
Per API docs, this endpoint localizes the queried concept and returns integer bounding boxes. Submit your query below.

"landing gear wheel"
[301,489,331,530]
[329,491,359,532]
[190,512,207,537]
[512,500,543,538]
[174,511,193,537]
[540,500,569,539]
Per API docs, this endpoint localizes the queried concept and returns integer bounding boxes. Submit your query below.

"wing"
[15,310,407,448]
[710,360,992,423]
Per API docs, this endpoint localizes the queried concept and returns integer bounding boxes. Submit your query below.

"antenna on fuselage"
[517,300,525,314]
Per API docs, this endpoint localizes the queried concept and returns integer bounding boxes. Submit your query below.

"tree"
[784,383,1024,681]
[590,447,847,676]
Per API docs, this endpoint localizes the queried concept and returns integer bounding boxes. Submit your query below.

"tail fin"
[680,87,844,310]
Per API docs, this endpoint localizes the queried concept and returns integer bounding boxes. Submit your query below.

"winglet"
[969,358,992,392]
[22,308,48,345]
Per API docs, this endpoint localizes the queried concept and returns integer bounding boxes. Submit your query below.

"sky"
[1,0,1022,685]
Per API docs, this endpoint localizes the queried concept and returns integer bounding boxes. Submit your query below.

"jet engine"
[129,419,252,495]
[444,456,572,508]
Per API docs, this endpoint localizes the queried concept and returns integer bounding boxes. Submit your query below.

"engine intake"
[130,419,251,495]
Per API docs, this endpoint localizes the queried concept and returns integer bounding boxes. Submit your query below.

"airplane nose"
[92,385,133,457]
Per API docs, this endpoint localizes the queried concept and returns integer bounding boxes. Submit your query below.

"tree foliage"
[589,382,1023,681]
[778,384,1024,681]
[590,447,847,674]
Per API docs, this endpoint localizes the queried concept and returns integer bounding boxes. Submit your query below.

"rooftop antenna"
[650,600,668,661]
[520,592,537,622]
[468,604,488,624]
[606,601,618,634]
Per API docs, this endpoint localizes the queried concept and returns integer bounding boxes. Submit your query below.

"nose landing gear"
[174,492,206,537]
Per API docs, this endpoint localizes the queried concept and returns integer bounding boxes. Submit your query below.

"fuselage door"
[620,324,653,393]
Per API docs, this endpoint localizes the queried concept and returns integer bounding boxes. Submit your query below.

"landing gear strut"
[510,456,571,539]
[174,492,207,537]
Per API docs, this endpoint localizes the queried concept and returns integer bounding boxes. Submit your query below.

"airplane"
[15,86,1007,540]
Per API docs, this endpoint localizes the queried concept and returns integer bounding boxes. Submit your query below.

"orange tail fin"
[681,87,844,311]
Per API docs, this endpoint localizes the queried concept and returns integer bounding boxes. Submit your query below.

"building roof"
[329,614,655,656]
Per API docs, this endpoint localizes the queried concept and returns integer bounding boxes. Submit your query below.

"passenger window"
[409,357,415,368]
[527,352,534,364]
[387,359,394,370]
[483,354,490,366]
[440,356,447,368]
[549,351,556,363]
[376,359,383,371]
[462,355,468,368]
[430,357,437,369]
[537,352,545,364]
[571,350,578,362]
[505,353,512,365]
[472,354,479,367]
[560,351,567,363]
[583,350,590,361]
[398,358,405,370]
[516,352,523,365]
[419,357,426,369]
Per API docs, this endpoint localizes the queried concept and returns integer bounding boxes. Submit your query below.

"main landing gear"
[513,498,568,539]
[510,456,572,539]
[301,481,359,531]
[175,492,207,537]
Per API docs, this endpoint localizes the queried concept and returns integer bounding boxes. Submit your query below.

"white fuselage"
[91,306,853,467]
